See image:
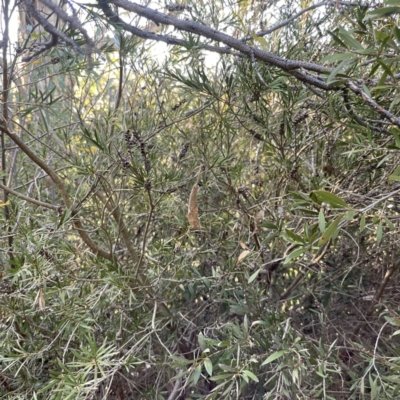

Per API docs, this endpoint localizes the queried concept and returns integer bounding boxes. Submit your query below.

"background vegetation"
[1,0,400,398]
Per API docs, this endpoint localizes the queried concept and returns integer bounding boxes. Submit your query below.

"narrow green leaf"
[338,27,363,50]
[261,350,287,366]
[326,58,353,84]
[284,247,306,264]
[364,6,400,20]
[360,377,365,394]
[327,30,348,49]
[318,215,343,246]
[248,268,260,284]
[360,214,366,232]
[310,190,349,208]
[209,373,234,381]
[392,128,400,147]
[376,220,383,243]
[371,376,378,399]
[193,364,202,384]
[321,53,356,63]
[394,26,400,43]
[242,370,259,382]
[57,208,72,229]
[384,217,395,230]
[318,209,326,233]
[285,229,305,244]
[198,332,206,351]
[204,358,213,376]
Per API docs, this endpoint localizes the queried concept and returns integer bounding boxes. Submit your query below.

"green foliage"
[1,0,400,399]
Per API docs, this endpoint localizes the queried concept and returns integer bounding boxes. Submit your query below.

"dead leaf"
[35,288,46,311]
[187,183,201,229]
[254,209,264,231]
[237,250,251,264]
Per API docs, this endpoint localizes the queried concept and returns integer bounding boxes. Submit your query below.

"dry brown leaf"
[239,241,248,249]
[35,288,46,311]
[254,209,265,231]
[237,250,251,264]
[187,183,201,229]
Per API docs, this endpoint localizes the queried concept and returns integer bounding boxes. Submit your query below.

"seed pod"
[238,186,250,200]
[167,4,191,12]
[292,112,309,126]
[121,158,130,169]
[249,129,264,141]
[179,142,190,159]
[117,150,130,169]
[290,166,299,179]
[124,130,135,148]
[144,157,151,173]
[172,98,187,111]
[144,179,151,191]
[279,121,285,136]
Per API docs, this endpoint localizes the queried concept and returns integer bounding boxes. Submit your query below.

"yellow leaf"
[0,200,10,207]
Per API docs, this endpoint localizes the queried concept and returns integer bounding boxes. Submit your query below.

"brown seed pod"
[292,112,309,126]
[179,142,190,159]
[144,179,151,191]
[187,183,201,229]
[279,121,285,136]
[144,157,151,173]
[117,150,131,169]
[172,98,187,111]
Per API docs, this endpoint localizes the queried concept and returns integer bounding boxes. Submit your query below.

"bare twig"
[347,81,400,128]
[0,181,59,211]
[249,1,360,39]
[21,0,85,62]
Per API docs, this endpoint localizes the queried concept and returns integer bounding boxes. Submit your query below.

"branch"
[108,0,332,75]
[279,243,329,301]
[95,190,138,263]
[347,81,400,128]
[0,181,60,211]
[21,32,58,63]
[342,89,392,135]
[96,0,235,56]
[0,124,113,260]
[37,0,99,55]
[249,1,360,39]
[22,0,85,62]
[350,259,399,339]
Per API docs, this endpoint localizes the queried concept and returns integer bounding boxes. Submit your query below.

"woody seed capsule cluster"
[279,121,285,136]
[171,98,187,111]
[292,112,309,126]
[179,141,190,159]
[117,150,131,169]
[124,129,151,173]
